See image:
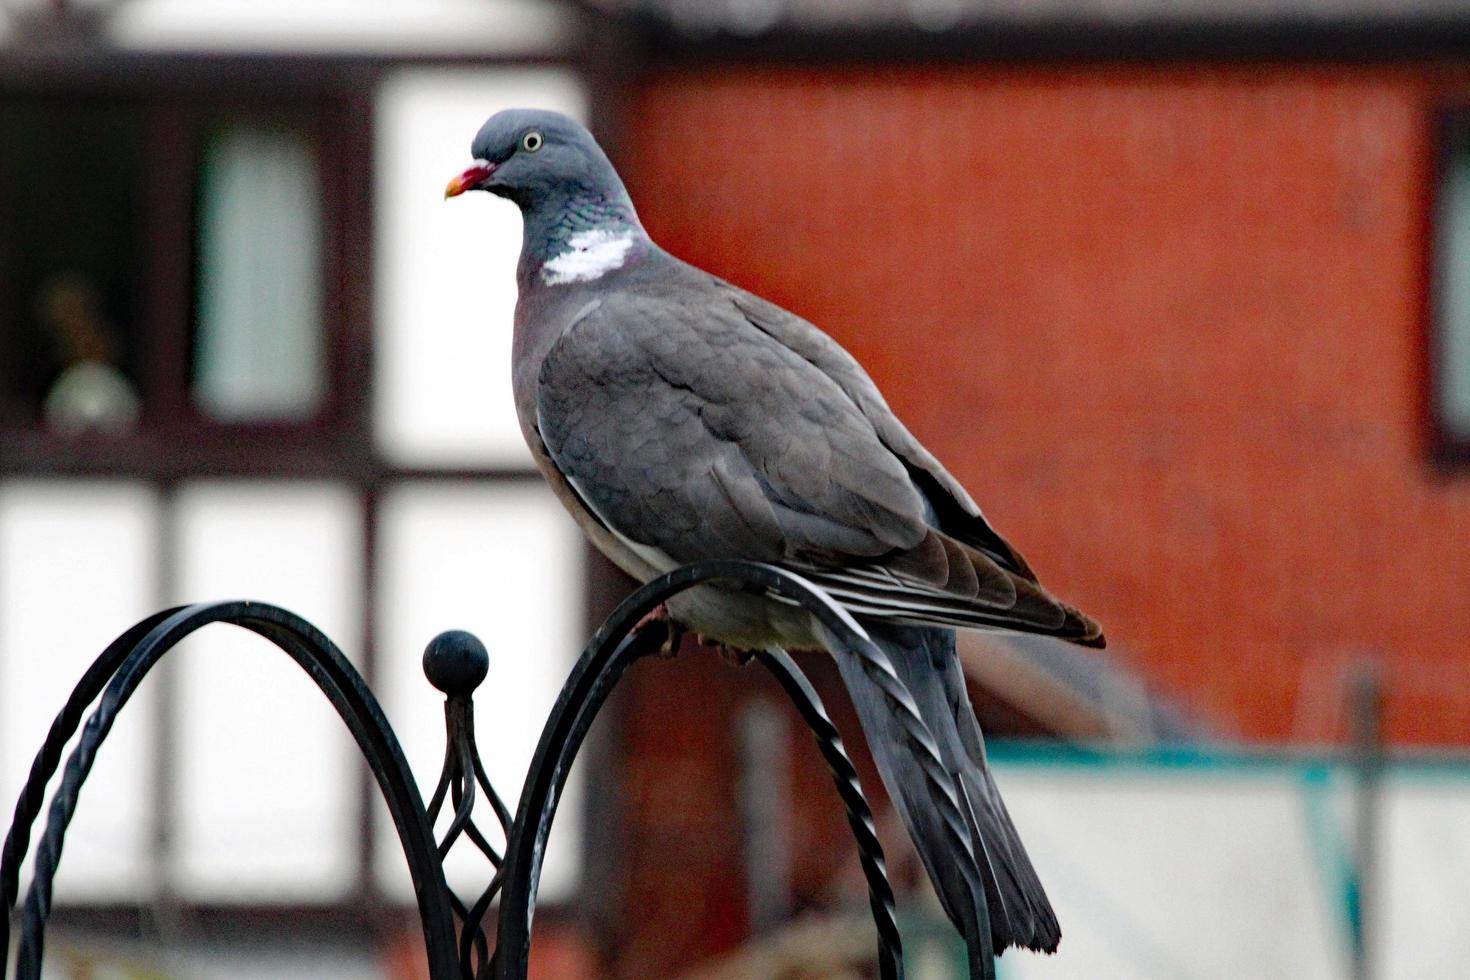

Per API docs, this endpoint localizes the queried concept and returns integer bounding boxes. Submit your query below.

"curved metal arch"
[492,559,986,980]
[2,601,459,980]
[1,607,180,965]
[751,646,902,974]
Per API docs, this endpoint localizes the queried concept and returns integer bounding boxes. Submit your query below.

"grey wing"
[726,284,1041,581]
[534,289,931,571]
[536,285,1100,645]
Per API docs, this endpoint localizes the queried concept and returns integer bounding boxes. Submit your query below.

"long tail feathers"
[829,632,996,977]
[833,622,1061,961]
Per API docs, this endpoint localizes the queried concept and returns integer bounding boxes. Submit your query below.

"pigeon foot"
[633,603,683,658]
[699,635,755,667]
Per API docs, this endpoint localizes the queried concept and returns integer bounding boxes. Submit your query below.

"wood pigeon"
[447,108,1104,969]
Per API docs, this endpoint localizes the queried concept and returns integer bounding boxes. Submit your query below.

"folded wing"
[535,275,1103,647]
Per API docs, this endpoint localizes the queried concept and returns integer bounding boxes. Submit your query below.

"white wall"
[989,752,1470,980]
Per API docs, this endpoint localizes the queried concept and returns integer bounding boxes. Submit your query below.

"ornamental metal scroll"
[0,561,947,980]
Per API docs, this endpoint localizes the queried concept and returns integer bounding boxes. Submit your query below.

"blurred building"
[0,2,596,977]
[3,0,1470,978]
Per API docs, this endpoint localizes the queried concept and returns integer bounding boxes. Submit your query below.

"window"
[0,84,358,473]
[193,120,327,423]
[373,66,587,467]
[0,480,159,898]
[1432,108,1470,461]
[0,97,150,432]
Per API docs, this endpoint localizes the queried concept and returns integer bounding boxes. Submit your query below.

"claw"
[698,635,754,667]
[635,602,669,631]
[634,603,683,658]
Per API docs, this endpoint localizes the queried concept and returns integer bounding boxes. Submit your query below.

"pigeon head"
[445,109,631,215]
[446,108,646,286]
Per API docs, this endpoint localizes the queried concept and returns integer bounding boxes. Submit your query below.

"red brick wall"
[616,65,1470,746]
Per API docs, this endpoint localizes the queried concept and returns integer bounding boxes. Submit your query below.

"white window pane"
[0,480,159,901]
[194,122,325,422]
[374,68,586,467]
[374,481,584,901]
[172,481,361,900]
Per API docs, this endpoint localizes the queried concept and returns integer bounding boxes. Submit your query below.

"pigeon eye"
[521,131,544,153]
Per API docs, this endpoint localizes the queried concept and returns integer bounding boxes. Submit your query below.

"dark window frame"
[1429,102,1470,466]
[0,58,375,480]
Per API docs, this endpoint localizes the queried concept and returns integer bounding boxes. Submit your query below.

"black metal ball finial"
[423,630,489,695]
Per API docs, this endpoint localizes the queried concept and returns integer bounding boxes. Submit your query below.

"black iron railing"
[1,560,988,979]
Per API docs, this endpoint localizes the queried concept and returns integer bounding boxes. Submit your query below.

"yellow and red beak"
[445,160,496,199]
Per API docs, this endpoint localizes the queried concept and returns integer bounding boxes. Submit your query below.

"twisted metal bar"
[495,559,984,980]
[420,631,506,980]
[434,719,492,980]
[752,647,902,979]
[4,602,459,980]
[491,623,665,980]
[0,608,179,964]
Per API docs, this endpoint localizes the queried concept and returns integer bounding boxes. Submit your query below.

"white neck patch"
[541,229,635,286]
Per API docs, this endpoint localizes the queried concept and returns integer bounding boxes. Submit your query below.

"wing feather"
[535,272,1103,647]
